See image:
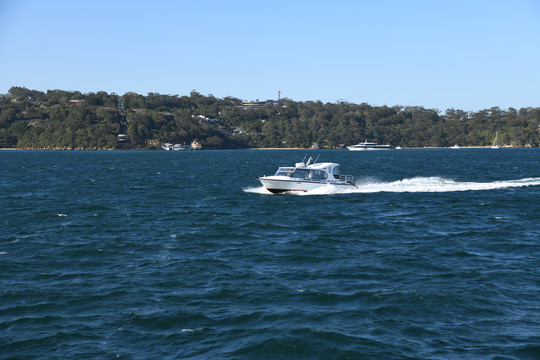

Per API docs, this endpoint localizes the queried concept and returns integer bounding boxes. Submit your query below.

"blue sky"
[1,0,539,111]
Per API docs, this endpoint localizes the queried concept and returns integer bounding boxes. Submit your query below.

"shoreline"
[1,146,534,151]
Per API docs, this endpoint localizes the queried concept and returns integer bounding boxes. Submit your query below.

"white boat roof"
[307,162,337,169]
[293,162,338,170]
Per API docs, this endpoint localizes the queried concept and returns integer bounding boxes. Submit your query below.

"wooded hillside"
[1,87,538,149]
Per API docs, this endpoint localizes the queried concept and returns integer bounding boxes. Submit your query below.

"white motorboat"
[256,157,356,193]
[347,140,391,151]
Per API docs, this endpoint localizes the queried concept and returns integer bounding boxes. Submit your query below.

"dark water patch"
[227,327,400,360]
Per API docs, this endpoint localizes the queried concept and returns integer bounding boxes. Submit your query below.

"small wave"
[245,177,540,195]
[56,213,68,217]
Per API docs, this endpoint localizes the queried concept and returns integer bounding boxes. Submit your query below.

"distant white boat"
[348,140,391,151]
[450,144,460,149]
[491,132,501,149]
[395,146,402,150]
[162,143,192,150]
[172,144,191,150]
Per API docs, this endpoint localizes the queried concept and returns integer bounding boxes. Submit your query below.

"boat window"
[275,167,294,176]
[332,166,341,179]
[291,169,309,178]
[308,169,327,179]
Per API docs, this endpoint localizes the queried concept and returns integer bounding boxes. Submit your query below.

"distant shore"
[1,146,533,151]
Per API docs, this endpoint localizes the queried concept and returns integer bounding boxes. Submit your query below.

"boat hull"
[257,177,356,193]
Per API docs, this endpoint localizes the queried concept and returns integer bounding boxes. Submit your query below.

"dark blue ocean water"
[1,149,540,359]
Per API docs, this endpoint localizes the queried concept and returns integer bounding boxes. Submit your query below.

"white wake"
[244,177,540,195]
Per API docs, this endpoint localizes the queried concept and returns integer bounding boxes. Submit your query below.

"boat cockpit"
[274,163,347,181]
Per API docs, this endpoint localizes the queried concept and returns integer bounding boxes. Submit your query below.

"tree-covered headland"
[1,86,539,149]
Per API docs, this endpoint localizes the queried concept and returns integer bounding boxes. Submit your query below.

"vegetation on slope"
[1,86,539,149]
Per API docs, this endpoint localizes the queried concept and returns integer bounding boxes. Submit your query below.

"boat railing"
[339,175,354,182]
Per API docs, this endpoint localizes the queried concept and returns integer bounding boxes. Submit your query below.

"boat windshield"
[274,167,294,176]
[308,169,328,179]
[291,169,309,178]
[274,167,329,180]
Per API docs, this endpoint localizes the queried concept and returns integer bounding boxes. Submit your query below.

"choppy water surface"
[1,149,539,359]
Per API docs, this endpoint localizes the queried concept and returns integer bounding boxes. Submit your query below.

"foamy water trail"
[243,186,273,194]
[244,177,540,195]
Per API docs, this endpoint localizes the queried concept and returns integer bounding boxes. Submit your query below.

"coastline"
[0,145,533,151]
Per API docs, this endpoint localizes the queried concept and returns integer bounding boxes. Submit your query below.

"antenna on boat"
[302,154,307,164]
[314,154,320,164]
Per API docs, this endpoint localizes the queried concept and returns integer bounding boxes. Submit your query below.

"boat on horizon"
[256,156,356,193]
[491,132,502,149]
[347,140,391,151]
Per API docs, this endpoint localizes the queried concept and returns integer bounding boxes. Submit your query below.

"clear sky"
[1,0,539,111]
